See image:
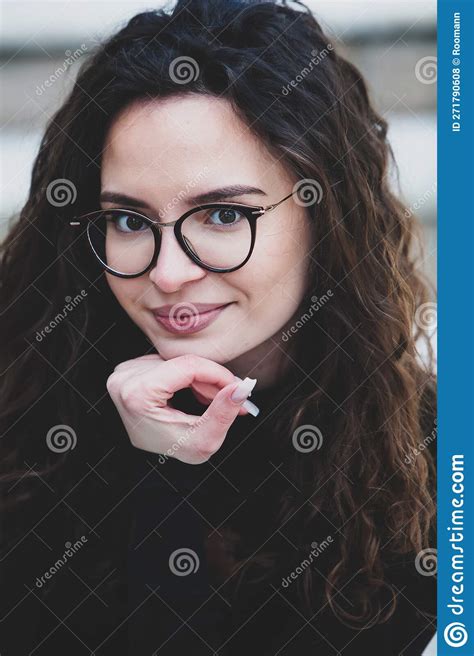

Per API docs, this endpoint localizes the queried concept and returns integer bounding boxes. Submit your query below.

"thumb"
[200,377,258,437]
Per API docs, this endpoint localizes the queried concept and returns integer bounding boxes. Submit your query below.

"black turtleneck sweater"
[125,379,436,656]
[1,375,436,655]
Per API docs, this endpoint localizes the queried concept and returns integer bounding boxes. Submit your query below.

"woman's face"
[101,94,313,384]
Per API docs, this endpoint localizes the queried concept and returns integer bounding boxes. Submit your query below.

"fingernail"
[242,399,260,417]
[233,374,255,397]
[231,377,257,402]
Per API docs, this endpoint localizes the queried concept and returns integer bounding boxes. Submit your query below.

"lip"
[153,302,230,316]
[151,302,232,335]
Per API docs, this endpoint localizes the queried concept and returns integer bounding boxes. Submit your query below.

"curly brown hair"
[0,0,436,630]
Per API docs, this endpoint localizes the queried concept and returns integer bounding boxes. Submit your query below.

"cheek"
[106,274,144,312]
[257,209,311,261]
[248,214,312,297]
[231,218,311,328]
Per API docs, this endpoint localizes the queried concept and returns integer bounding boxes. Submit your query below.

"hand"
[106,353,257,464]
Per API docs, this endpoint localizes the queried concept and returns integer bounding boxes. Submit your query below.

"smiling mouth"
[151,303,233,335]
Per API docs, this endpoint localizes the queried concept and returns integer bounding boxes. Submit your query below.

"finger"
[190,379,223,403]
[191,384,249,416]
[196,378,256,448]
[113,353,163,373]
[147,354,236,396]
[191,387,212,405]
[133,353,164,362]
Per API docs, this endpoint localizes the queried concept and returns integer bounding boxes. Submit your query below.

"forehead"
[100,94,282,198]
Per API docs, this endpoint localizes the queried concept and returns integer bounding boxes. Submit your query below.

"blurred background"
[0,0,436,287]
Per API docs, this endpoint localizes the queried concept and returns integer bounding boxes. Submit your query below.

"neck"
[224,331,299,393]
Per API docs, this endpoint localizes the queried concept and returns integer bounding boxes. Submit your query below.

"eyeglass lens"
[87,208,253,274]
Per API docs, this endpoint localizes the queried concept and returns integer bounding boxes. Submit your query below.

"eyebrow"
[99,185,268,208]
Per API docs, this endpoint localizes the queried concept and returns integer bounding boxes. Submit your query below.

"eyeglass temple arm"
[254,189,298,215]
[70,212,93,225]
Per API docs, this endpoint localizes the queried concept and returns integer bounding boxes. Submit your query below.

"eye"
[206,207,245,227]
[106,211,149,233]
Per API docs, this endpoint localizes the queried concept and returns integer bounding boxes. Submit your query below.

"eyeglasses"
[70,189,297,277]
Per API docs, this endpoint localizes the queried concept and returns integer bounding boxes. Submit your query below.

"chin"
[152,337,236,364]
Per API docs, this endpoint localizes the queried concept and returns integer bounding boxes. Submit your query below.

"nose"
[147,226,206,293]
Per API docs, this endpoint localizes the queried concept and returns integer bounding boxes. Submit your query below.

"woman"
[0,0,436,654]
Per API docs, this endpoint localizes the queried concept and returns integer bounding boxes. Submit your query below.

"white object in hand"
[232,376,260,417]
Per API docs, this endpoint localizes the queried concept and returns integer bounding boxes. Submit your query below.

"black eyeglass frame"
[69,189,297,277]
